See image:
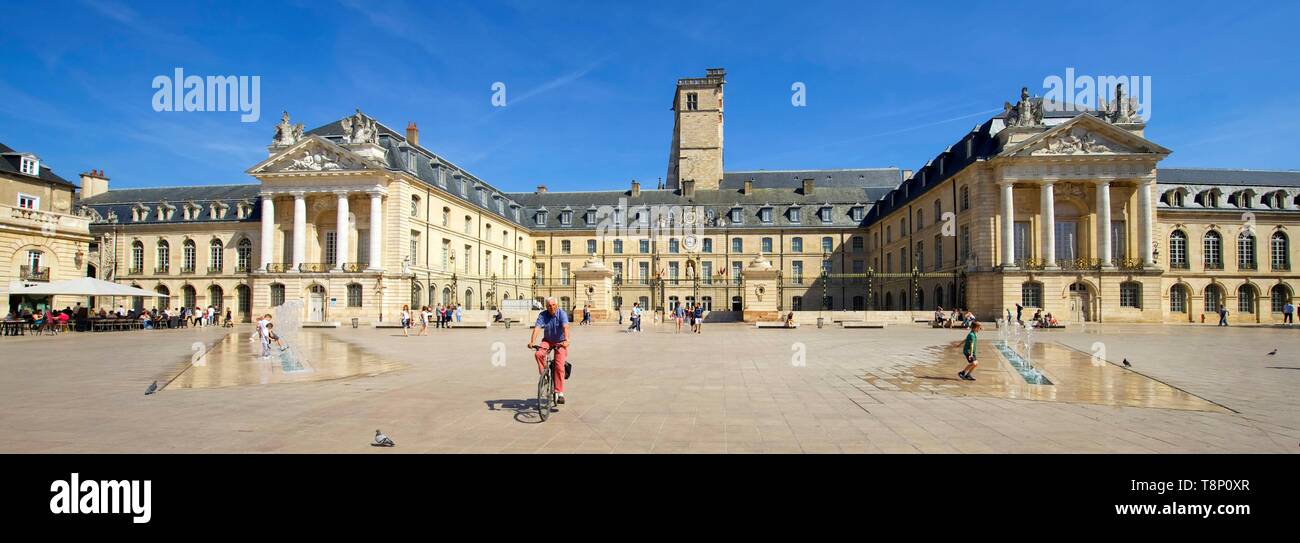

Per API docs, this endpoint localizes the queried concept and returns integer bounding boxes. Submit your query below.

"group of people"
[253,313,284,358]
[574,305,594,326]
[4,302,238,333]
[399,304,464,336]
[672,303,706,334]
[933,306,978,329]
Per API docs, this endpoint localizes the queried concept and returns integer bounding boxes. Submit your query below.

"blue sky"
[2,0,1298,192]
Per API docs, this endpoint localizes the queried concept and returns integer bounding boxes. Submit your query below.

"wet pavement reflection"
[164,330,406,390]
[863,340,1230,412]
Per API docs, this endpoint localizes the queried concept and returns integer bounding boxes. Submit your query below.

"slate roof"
[866,119,1001,221]
[1156,168,1300,187]
[79,184,261,224]
[0,141,77,188]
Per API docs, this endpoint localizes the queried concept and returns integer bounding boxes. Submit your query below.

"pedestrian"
[629,302,642,332]
[455,304,463,323]
[674,303,684,333]
[1015,303,1024,325]
[1283,301,1294,324]
[400,305,411,336]
[1217,304,1229,326]
[223,307,233,327]
[418,305,430,336]
[959,321,982,381]
[693,303,704,334]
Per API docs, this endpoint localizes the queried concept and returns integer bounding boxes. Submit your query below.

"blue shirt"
[535,309,569,343]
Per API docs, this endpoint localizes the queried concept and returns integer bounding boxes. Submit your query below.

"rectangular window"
[639,239,650,253]
[731,238,742,253]
[729,208,742,224]
[1111,221,1127,262]
[561,240,571,254]
[1055,221,1077,262]
[612,262,623,282]
[536,240,545,254]
[819,207,832,223]
[822,259,832,276]
[668,262,680,283]
[701,261,712,284]
[789,208,801,223]
[639,262,650,285]
[1120,283,1141,308]
[760,208,772,223]
[731,262,742,285]
[326,232,338,267]
[792,261,804,284]
[761,238,773,253]
[669,238,680,253]
[852,236,863,252]
[357,235,369,267]
[851,207,864,221]
[702,238,713,253]
[560,263,570,286]
[613,239,623,254]
[792,238,803,253]
[934,234,943,270]
[441,240,450,269]
[686,92,698,111]
[17,194,39,210]
[1013,221,1030,263]
[463,245,472,273]
[1022,283,1043,308]
[959,225,970,263]
[822,237,833,254]
[586,239,597,254]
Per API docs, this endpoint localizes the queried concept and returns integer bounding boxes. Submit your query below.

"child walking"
[959,321,981,381]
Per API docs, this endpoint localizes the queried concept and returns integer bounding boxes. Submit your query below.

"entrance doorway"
[1068,282,1092,322]
[308,284,326,322]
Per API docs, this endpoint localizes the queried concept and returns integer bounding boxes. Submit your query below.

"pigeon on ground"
[145,381,158,395]
[1268,349,1277,356]
[1122,358,1131,367]
[373,429,395,447]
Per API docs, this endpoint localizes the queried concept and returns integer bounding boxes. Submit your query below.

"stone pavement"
[0,320,1296,453]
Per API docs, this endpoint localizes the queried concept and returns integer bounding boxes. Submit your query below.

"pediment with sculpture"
[250,136,377,174]
[1003,114,1171,159]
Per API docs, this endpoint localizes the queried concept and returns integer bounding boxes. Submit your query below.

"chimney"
[630,180,641,197]
[80,169,110,199]
[801,178,814,195]
[743,178,753,195]
[682,179,696,199]
[405,122,419,146]
[535,184,548,194]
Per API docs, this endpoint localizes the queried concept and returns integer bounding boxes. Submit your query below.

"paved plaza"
[1,320,1297,453]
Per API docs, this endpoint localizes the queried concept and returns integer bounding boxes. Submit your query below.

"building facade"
[73,71,1299,324]
[2,142,94,314]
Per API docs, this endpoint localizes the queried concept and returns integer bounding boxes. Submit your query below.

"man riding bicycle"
[528,297,571,404]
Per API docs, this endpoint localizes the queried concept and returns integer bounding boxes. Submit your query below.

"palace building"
[62,69,1298,325]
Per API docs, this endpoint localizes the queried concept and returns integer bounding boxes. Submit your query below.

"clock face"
[683,235,699,252]
[683,208,698,225]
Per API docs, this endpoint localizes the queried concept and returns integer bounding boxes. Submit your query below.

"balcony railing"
[266,263,291,273]
[129,267,143,275]
[1204,261,1224,271]
[235,264,249,273]
[155,266,170,274]
[1113,258,1145,271]
[1057,258,1104,271]
[19,265,49,282]
[180,266,196,274]
[1273,262,1292,272]
[342,263,366,273]
[1015,258,1046,270]
[207,266,223,274]
[1170,260,1189,270]
[1239,262,1257,271]
[298,263,329,273]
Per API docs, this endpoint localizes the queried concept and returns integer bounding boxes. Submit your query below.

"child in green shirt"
[959,321,981,381]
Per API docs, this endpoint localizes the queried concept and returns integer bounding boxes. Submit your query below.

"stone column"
[367,191,383,271]
[291,192,306,272]
[1000,180,1017,268]
[1041,180,1057,269]
[1097,180,1113,268]
[1137,178,1155,267]
[260,194,275,271]
[334,191,349,271]
[741,255,780,322]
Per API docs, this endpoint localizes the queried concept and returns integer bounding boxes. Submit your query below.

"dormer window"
[759,207,773,223]
[536,210,548,226]
[560,210,572,226]
[19,155,39,176]
[729,207,742,224]
[585,209,596,225]
[17,194,38,210]
[851,206,865,221]
[818,206,833,223]
[788,207,801,223]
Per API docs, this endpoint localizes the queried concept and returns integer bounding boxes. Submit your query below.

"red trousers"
[534,341,568,393]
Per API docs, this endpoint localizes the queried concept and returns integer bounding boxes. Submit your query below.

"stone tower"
[666,68,725,191]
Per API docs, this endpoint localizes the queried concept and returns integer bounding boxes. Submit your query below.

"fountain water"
[272,299,307,372]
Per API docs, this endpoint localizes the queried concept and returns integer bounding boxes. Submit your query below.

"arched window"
[1238,232,1256,270]
[1271,284,1292,313]
[1021,282,1043,308]
[411,195,421,217]
[347,283,363,307]
[1203,231,1222,270]
[959,186,970,211]
[236,285,251,318]
[411,282,422,308]
[1170,284,1187,313]
[269,283,285,307]
[853,295,865,311]
[182,285,197,308]
[1169,230,1187,269]
[208,285,223,309]
[916,209,924,229]
[236,238,252,272]
[182,239,196,272]
[130,240,144,273]
[934,285,944,308]
[1272,232,1291,271]
[464,288,474,309]
[441,207,450,227]
[155,285,170,310]
[156,240,170,273]
[884,292,893,310]
[1120,282,1141,308]
[1204,284,1224,313]
[1238,284,1257,314]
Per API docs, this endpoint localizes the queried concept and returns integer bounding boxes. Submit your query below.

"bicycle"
[531,345,560,421]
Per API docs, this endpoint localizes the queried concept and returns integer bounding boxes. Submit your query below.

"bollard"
[817,317,824,329]
[505,319,511,329]
[351,318,358,329]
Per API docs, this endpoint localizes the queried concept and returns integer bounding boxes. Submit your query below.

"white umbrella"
[11,277,164,297]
